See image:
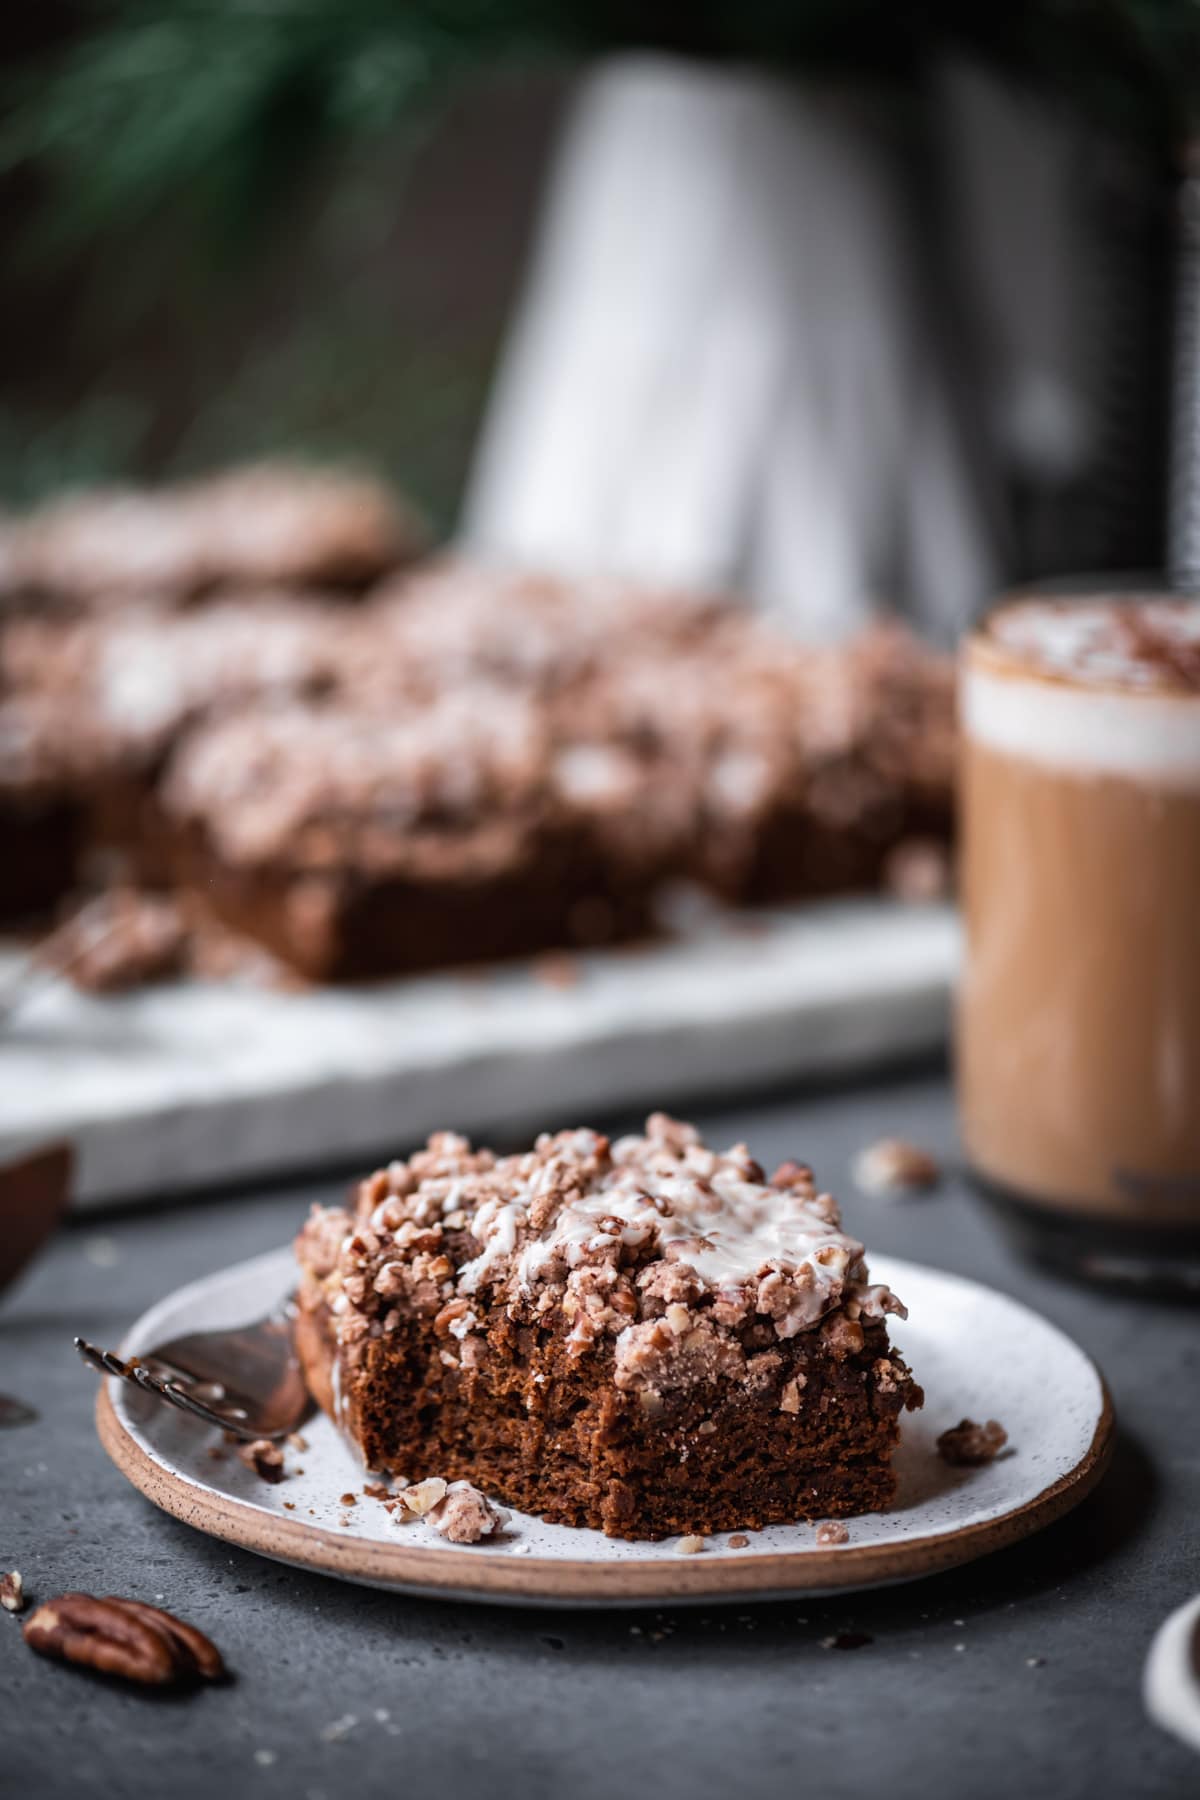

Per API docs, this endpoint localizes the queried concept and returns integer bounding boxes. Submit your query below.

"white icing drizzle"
[457,1192,521,1292]
[518,1163,856,1305]
[443,1126,873,1329]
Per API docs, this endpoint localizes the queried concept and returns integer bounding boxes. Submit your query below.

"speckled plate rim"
[95,1251,1115,1608]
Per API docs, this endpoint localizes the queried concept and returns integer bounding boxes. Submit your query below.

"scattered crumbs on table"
[319,1715,358,1744]
[83,1235,119,1268]
[0,1570,27,1613]
[852,1138,940,1196]
[253,1750,277,1768]
[821,1632,874,1651]
[532,951,580,990]
[0,1395,38,1429]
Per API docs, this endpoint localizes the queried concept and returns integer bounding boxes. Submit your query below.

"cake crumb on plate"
[936,1418,1008,1465]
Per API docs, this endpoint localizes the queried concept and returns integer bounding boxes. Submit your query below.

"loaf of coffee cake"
[294,1114,922,1539]
[0,694,96,920]
[3,596,352,856]
[6,461,423,609]
[0,521,957,969]
[161,690,656,979]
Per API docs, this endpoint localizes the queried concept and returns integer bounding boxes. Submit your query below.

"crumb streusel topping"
[299,1114,905,1399]
[162,686,550,870]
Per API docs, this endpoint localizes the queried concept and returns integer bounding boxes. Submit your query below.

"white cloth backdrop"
[464,56,1134,638]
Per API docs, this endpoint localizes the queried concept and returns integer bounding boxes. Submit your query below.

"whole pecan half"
[23,1593,225,1686]
[103,1599,226,1681]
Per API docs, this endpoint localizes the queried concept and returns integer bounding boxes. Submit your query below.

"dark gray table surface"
[3,1066,1197,1800]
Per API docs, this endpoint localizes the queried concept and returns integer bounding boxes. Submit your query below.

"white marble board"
[0,899,959,1211]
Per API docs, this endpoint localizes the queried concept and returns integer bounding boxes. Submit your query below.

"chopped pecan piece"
[936,1418,1008,1466]
[1,1570,26,1612]
[883,837,952,904]
[853,1138,941,1195]
[532,951,579,990]
[770,1160,814,1190]
[426,1481,509,1543]
[238,1438,285,1483]
[397,1477,448,1518]
[109,1598,226,1681]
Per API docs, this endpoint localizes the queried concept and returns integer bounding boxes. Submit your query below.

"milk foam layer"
[965,599,1200,783]
[963,662,1200,784]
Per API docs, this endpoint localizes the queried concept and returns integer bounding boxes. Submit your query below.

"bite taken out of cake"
[293,1114,923,1541]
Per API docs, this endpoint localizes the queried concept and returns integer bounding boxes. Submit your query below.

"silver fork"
[75,1303,310,1441]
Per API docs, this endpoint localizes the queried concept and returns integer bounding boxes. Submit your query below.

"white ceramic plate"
[1145,1594,1200,1756]
[96,1248,1113,1607]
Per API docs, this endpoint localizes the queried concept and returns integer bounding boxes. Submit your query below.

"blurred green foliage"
[5,2,1193,253]
[0,0,1195,520]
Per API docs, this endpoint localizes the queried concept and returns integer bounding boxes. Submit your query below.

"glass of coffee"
[957,591,1200,1286]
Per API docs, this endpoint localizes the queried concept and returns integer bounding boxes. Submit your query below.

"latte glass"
[957,590,1200,1285]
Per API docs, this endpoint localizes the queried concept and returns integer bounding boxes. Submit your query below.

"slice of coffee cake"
[294,1114,922,1539]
